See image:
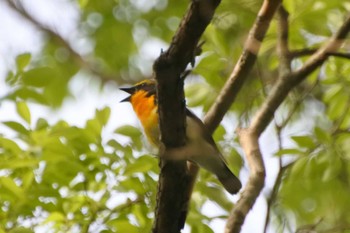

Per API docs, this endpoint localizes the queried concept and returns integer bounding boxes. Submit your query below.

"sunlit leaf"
[0,177,25,200]
[0,137,22,155]
[22,67,54,87]
[114,125,142,138]
[16,101,31,124]
[5,71,17,85]
[0,1,349,232]
[291,135,315,149]
[111,219,139,233]
[35,118,49,130]
[123,155,155,175]
[7,87,47,104]
[16,53,31,71]
[118,177,145,194]
[96,107,111,126]
[8,227,33,233]
[275,148,304,156]
[314,127,331,144]
[3,121,29,135]
[45,212,66,223]
[0,158,38,169]
[78,0,89,8]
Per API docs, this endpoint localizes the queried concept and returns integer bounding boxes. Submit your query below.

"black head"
[119,79,156,102]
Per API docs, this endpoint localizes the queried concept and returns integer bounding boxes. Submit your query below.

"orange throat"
[130,90,159,146]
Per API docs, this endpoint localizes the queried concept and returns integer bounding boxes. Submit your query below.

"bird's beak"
[120,95,131,102]
[119,87,135,102]
[120,87,135,94]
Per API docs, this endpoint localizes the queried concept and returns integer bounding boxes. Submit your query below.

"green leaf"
[123,155,155,175]
[113,220,139,233]
[0,158,38,169]
[16,101,31,124]
[35,118,49,130]
[5,71,17,85]
[0,177,25,200]
[7,88,47,104]
[275,148,304,156]
[114,125,142,138]
[291,135,315,149]
[213,124,226,142]
[86,118,102,136]
[118,177,145,194]
[327,95,348,120]
[3,121,29,135]
[45,212,65,223]
[107,139,124,151]
[0,137,22,155]
[16,53,31,71]
[314,127,331,143]
[186,83,212,107]
[22,67,53,87]
[199,224,215,233]
[22,171,35,189]
[78,0,89,8]
[132,204,147,227]
[96,107,111,126]
[197,182,231,211]
[8,227,33,233]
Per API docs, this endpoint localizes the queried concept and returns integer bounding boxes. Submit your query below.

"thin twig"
[276,6,291,75]
[290,49,350,60]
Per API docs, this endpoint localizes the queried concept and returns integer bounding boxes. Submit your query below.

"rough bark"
[152,1,221,232]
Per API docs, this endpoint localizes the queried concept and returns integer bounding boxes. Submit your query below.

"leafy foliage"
[1,0,350,232]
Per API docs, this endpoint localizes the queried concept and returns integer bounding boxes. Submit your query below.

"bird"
[120,79,242,194]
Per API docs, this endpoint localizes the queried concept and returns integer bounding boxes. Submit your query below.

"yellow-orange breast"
[130,90,159,146]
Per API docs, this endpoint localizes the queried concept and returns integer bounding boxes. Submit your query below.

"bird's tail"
[217,166,242,194]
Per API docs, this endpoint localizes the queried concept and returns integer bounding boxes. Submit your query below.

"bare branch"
[5,0,119,83]
[204,0,283,135]
[276,6,291,74]
[225,128,265,233]
[221,0,283,232]
[290,49,350,60]
[289,48,318,58]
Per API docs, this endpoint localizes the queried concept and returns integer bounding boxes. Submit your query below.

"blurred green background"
[0,0,349,232]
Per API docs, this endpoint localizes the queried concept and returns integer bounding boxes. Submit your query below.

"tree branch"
[290,49,350,60]
[292,15,350,83]
[152,1,221,232]
[249,14,350,136]
[204,0,283,135]
[227,11,350,233]
[263,79,318,232]
[5,0,119,83]
[263,7,291,231]
[276,6,291,75]
[214,1,282,232]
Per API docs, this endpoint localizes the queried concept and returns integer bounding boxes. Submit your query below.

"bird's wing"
[185,108,228,163]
